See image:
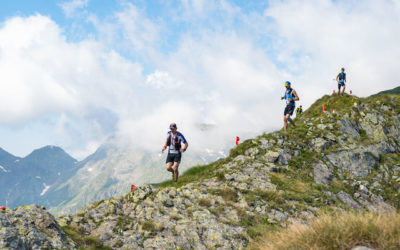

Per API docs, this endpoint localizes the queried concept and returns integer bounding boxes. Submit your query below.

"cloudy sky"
[0,0,399,159]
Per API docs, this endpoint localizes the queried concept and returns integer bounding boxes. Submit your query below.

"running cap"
[169,123,177,130]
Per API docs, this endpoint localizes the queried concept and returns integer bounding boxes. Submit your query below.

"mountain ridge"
[0,145,79,208]
[54,91,400,249]
[1,88,400,249]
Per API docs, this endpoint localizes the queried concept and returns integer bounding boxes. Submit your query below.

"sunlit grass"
[254,211,400,250]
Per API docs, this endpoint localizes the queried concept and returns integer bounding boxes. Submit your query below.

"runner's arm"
[181,142,189,152]
[292,90,300,101]
[162,138,168,153]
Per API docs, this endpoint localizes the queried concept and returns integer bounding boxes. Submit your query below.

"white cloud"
[0,15,142,125]
[1,0,399,159]
[265,0,400,97]
[0,14,143,158]
[60,0,89,17]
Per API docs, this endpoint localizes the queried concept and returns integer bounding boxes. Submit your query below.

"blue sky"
[0,0,399,159]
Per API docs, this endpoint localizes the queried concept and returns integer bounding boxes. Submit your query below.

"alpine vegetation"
[1,89,400,249]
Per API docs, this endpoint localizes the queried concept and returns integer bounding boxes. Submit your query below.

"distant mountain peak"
[26,145,73,158]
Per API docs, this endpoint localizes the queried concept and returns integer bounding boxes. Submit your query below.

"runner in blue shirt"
[336,68,346,96]
[281,81,300,131]
[162,123,188,182]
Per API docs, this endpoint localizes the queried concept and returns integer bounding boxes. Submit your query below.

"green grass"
[209,188,239,203]
[156,158,230,188]
[198,198,212,207]
[62,225,112,250]
[142,220,155,231]
[302,94,359,120]
[229,139,259,158]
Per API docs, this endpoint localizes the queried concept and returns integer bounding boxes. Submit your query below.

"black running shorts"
[338,82,345,89]
[166,153,182,163]
[284,104,295,116]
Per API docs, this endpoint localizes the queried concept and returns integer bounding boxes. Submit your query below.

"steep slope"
[57,92,400,249]
[48,142,215,215]
[0,147,20,169]
[371,85,400,96]
[0,146,79,209]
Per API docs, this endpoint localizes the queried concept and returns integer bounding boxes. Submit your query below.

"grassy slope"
[370,86,400,97]
[63,92,400,249]
[155,93,400,249]
[157,93,370,189]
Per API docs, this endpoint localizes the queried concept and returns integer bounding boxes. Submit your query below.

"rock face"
[3,92,400,249]
[0,205,76,249]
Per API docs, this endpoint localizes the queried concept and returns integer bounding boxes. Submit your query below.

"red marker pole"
[323,105,327,112]
[236,136,240,146]
[350,90,352,95]
[131,185,136,192]
[333,90,335,94]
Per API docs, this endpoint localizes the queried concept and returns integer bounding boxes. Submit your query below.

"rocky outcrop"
[57,94,400,249]
[2,93,400,249]
[0,205,76,249]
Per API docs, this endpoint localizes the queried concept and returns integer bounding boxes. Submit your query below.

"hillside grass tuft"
[157,158,229,188]
[255,211,400,250]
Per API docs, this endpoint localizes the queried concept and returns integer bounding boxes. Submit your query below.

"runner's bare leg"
[173,162,180,181]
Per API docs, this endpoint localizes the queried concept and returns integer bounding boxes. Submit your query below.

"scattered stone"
[351,246,375,250]
[313,162,334,186]
[337,191,360,209]
[263,151,280,163]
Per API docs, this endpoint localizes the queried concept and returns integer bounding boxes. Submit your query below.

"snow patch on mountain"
[40,183,51,196]
[0,165,8,173]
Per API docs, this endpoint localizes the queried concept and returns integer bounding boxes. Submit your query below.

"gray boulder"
[0,205,76,249]
[313,162,334,186]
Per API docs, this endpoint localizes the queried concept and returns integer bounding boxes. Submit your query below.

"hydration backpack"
[285,88,295,104]
[167,132,181,150]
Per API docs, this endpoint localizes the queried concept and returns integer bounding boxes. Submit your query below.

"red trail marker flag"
[323,105,327,112]
[236,136,240,146]
[131,185,136,192]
